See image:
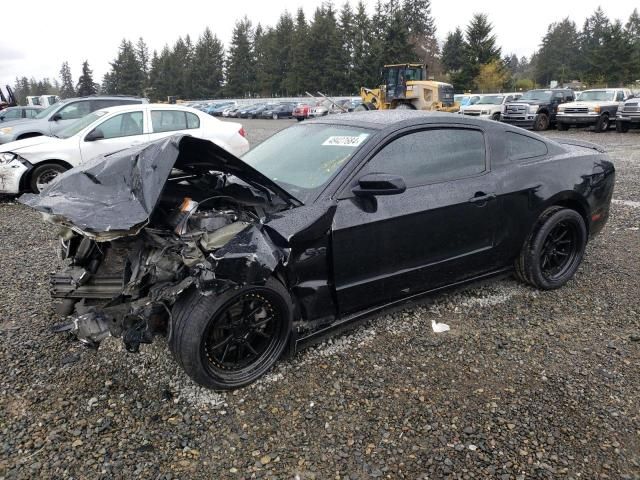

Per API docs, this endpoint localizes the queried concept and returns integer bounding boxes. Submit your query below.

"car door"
[331,126,499,315]
[49,101,92,135]
[147,109,201,142]
[80,110,148,162]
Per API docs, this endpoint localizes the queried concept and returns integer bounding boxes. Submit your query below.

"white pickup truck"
[459,93,522,120]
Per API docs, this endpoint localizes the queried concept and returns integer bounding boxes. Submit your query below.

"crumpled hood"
[20,135,300,238]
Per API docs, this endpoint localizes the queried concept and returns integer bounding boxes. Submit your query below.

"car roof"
[306,110,477,130]
[94,103,203,115]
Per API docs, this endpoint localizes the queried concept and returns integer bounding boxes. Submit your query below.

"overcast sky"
[1,0,637,92]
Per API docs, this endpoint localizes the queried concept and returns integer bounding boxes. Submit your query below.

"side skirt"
[287,267,513,355]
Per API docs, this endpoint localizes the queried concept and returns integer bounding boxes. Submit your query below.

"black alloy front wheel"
[170,278,292,390]
[515,206,587,290]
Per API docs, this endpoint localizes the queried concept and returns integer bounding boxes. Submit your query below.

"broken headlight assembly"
[0,152,18,164]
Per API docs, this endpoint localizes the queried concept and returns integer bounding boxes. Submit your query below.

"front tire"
[594,113,610,132]
[515,207,587,290]
[169,277,292,390]
[29,163,67,193]
[616,121,629,133]
[557,122,569,131]
[533,113,549,131]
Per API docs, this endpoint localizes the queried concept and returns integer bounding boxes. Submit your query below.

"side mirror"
[352,173,406,197]
[85,128,104,142]
[51,113,62,121]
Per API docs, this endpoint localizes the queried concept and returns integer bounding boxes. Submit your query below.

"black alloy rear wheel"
[170,278,292,390]
[515,207,587,290]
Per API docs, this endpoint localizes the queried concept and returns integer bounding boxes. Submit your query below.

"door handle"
[468,192,496,204]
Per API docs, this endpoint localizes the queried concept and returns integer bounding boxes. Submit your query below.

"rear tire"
[29,163,67,193]
[533,113,549,131]
[594,113,610,132]
[557,122,569,131]
[395,103,414,110]
[515,207,587,290]
[169,277,292,390]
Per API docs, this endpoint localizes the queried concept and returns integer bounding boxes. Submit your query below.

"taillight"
[239,127,246,138]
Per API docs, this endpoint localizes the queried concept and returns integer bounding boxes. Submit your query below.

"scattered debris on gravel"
[1,121,638,479]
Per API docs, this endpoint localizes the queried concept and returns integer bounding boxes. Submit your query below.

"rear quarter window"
[506,131,548,161]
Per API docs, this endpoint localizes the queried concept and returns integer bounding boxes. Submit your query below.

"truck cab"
[501,89,574,131]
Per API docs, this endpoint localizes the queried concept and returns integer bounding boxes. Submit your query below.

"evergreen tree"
[101,72,116,95]
[59,61,75,99]
[273,12,295,95]
[465,14,501,65]
[603,20,634,85]
[191,28,225,99]
[626,9,640,81]
[402,0,440,76]
[460,14,501,91]
[109,39,145,96]
[76,60,97,96]
[225,17,256,97]
[285,9,312,95]
[352,1,377,89]
[338,2,356,93]
[535,19,580,86]
[580,7,611,84]
[441,28,465,72]
[136,37,150,91]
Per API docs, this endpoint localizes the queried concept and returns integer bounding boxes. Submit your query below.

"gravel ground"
[0,119,638,479]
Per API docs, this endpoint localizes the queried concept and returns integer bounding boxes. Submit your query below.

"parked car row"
[0,97,249,195]
[455,88,637,133]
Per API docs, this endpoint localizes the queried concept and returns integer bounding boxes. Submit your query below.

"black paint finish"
[25,111,615,350]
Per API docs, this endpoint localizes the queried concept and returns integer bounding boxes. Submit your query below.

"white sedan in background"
[0,104,249,193]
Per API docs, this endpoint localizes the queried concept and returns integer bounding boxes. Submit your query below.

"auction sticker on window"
[322,134,368,147]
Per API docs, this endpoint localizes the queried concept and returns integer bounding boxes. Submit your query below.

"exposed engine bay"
[20,135,338,373]
[50,170,289,352]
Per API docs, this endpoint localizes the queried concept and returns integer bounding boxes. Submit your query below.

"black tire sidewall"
[534,113,549,131]
[527,209,587,290]
[595,114,609,132]
[170,278,293,390]
[615,121,629,133]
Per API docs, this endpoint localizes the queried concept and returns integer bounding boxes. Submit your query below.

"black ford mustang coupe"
[21,111,615,390]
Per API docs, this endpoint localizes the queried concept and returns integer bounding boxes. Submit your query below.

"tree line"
[10,3,640,103]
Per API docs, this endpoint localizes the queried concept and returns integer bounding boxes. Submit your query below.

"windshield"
[57,111,109,139]
[477,95,504,105]
[34,102,63,119]
[520,90,553,101]
[578,90,615,102]
[242,124,372,203]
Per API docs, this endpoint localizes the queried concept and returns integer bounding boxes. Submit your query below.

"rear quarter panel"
[490,130,614,262]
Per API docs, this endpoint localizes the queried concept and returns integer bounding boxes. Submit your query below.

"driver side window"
[94,111,143,139]
[57,101,91,120]
[362,128,486,188]
[616,91,625,101]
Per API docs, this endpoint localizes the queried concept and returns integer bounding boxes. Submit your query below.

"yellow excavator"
[359,63,459,112]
